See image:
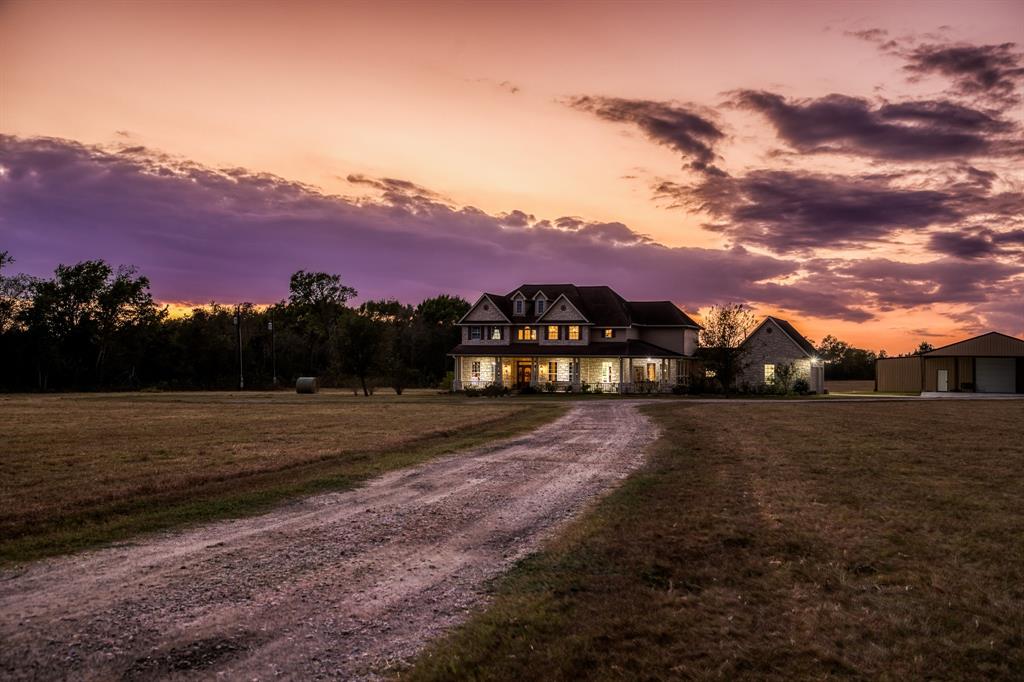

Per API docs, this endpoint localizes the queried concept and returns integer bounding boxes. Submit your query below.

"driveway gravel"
[0,401,657,680]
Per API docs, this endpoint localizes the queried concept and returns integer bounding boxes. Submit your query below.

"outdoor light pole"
[233,306,244,390]
[268,316,277,387]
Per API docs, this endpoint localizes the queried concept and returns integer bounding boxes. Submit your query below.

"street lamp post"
[268,317,277,387]
[233,307,244,390]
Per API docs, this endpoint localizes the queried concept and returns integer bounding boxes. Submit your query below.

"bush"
[464,386,481,397]
[580,382,591,394]
[518,385,538,395]
[671,384,688,395]
[592,385,603,394]
[544,382,557,393]
[440,371,454,392]
[563,384,575,393]
[481,383,510,397]
[793,378,810,394]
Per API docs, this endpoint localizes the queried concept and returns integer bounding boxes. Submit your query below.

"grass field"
[407,401,1024,680]
[0,390,564,563]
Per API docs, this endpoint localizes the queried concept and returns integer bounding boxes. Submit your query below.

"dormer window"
[536,299,545,314]
[514,299,524,315]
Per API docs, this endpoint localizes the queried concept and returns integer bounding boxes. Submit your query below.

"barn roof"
[923,331,1024,357]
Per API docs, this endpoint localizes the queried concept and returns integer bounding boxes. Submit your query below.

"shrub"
[563,384,575,393]
[793,378,810,394]
[671,384,688,395]
[580,382,591,394]
[481,383,510,397]
[592,386,603,394]
[440,371,454,392]
[544,382,557,393]
[519,385,538,395]
[464,386,482,397]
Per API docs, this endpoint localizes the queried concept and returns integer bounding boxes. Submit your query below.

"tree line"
[0,252,469,393]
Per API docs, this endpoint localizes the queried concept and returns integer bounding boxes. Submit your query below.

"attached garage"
[875,331,1024,394]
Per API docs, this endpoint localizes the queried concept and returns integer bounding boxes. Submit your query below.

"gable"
[741,318,814,358]
[536,294,589,322]
[458,295,510,323]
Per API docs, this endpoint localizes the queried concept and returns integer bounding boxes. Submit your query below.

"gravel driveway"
[0,401,657,680]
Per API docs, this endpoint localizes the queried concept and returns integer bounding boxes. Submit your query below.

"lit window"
[764,364,775,382]
[469,326,482,340]
[647,363,657,381]
[602,361,613,383]
[517,326,536,341]
[548,361,557,377]
[603,328,614,338]
[490,327,502,340]
[705,368,716,378]
[536,299,545,314]
[471,361,481,380]
[514,299,523,315]
[547,325,559,340]
[568,325,580,340]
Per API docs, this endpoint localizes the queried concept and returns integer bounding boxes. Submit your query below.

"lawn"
[0,390,564,563]
[406,401,1024,680]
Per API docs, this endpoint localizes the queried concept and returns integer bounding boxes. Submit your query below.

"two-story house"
[450,284,700,392]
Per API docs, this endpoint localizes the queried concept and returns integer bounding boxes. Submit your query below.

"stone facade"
[736,319,818,391]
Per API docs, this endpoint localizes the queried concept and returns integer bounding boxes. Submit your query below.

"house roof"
[742,316,817,358]
[922,331,1024,357]
[464,284,699,328]
[449,339,686,358]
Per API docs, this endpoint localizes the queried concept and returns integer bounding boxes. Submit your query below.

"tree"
[771,361,797,394]
[915,341,934,355]
[20,260,162,388]
[338,312,383,396]
[0,252,35,334]
[414,294,470,386]
[699,303,757,393]
[361,299,417,394]
[287,271,357,377]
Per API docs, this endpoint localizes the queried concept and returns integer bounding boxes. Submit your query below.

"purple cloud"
[732,90,1019,160]
[3,135,874,321]
[657,169,1024,254]
[566,96,725,174]
[904,41,1024,104]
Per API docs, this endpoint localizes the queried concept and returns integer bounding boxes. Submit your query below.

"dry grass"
[0,390,563,563]
[825,379,876,393]
[406,401,1024,680]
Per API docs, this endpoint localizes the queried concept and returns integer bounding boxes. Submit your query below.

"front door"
[516,363,532,388]
[937,369,949,392]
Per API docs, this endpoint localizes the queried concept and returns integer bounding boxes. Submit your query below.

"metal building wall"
[875,357,922,393]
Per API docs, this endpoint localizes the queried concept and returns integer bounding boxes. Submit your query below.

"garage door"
[976,358,1016,393]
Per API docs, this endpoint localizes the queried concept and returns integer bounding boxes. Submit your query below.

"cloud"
[928,227,1024,259]
[5,135,884,321]
[657,168,1024,254]
[6,135,1020,331]
[566,96,725,174]
[850,31,1024,105]
[903,42,1024,104]
[731,90,1019,161]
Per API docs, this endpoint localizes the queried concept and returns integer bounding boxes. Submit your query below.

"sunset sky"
[2,0,1023,353]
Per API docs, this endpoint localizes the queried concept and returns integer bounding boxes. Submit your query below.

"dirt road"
[0,401,656,680]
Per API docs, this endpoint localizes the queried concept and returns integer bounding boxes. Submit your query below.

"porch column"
[531,357,539,386]
[495,356,502,386]
[454,356,462,390]
[572,358,581,389]
[619,357,625,394]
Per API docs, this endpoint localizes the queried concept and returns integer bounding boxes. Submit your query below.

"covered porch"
[453,355,696,393]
